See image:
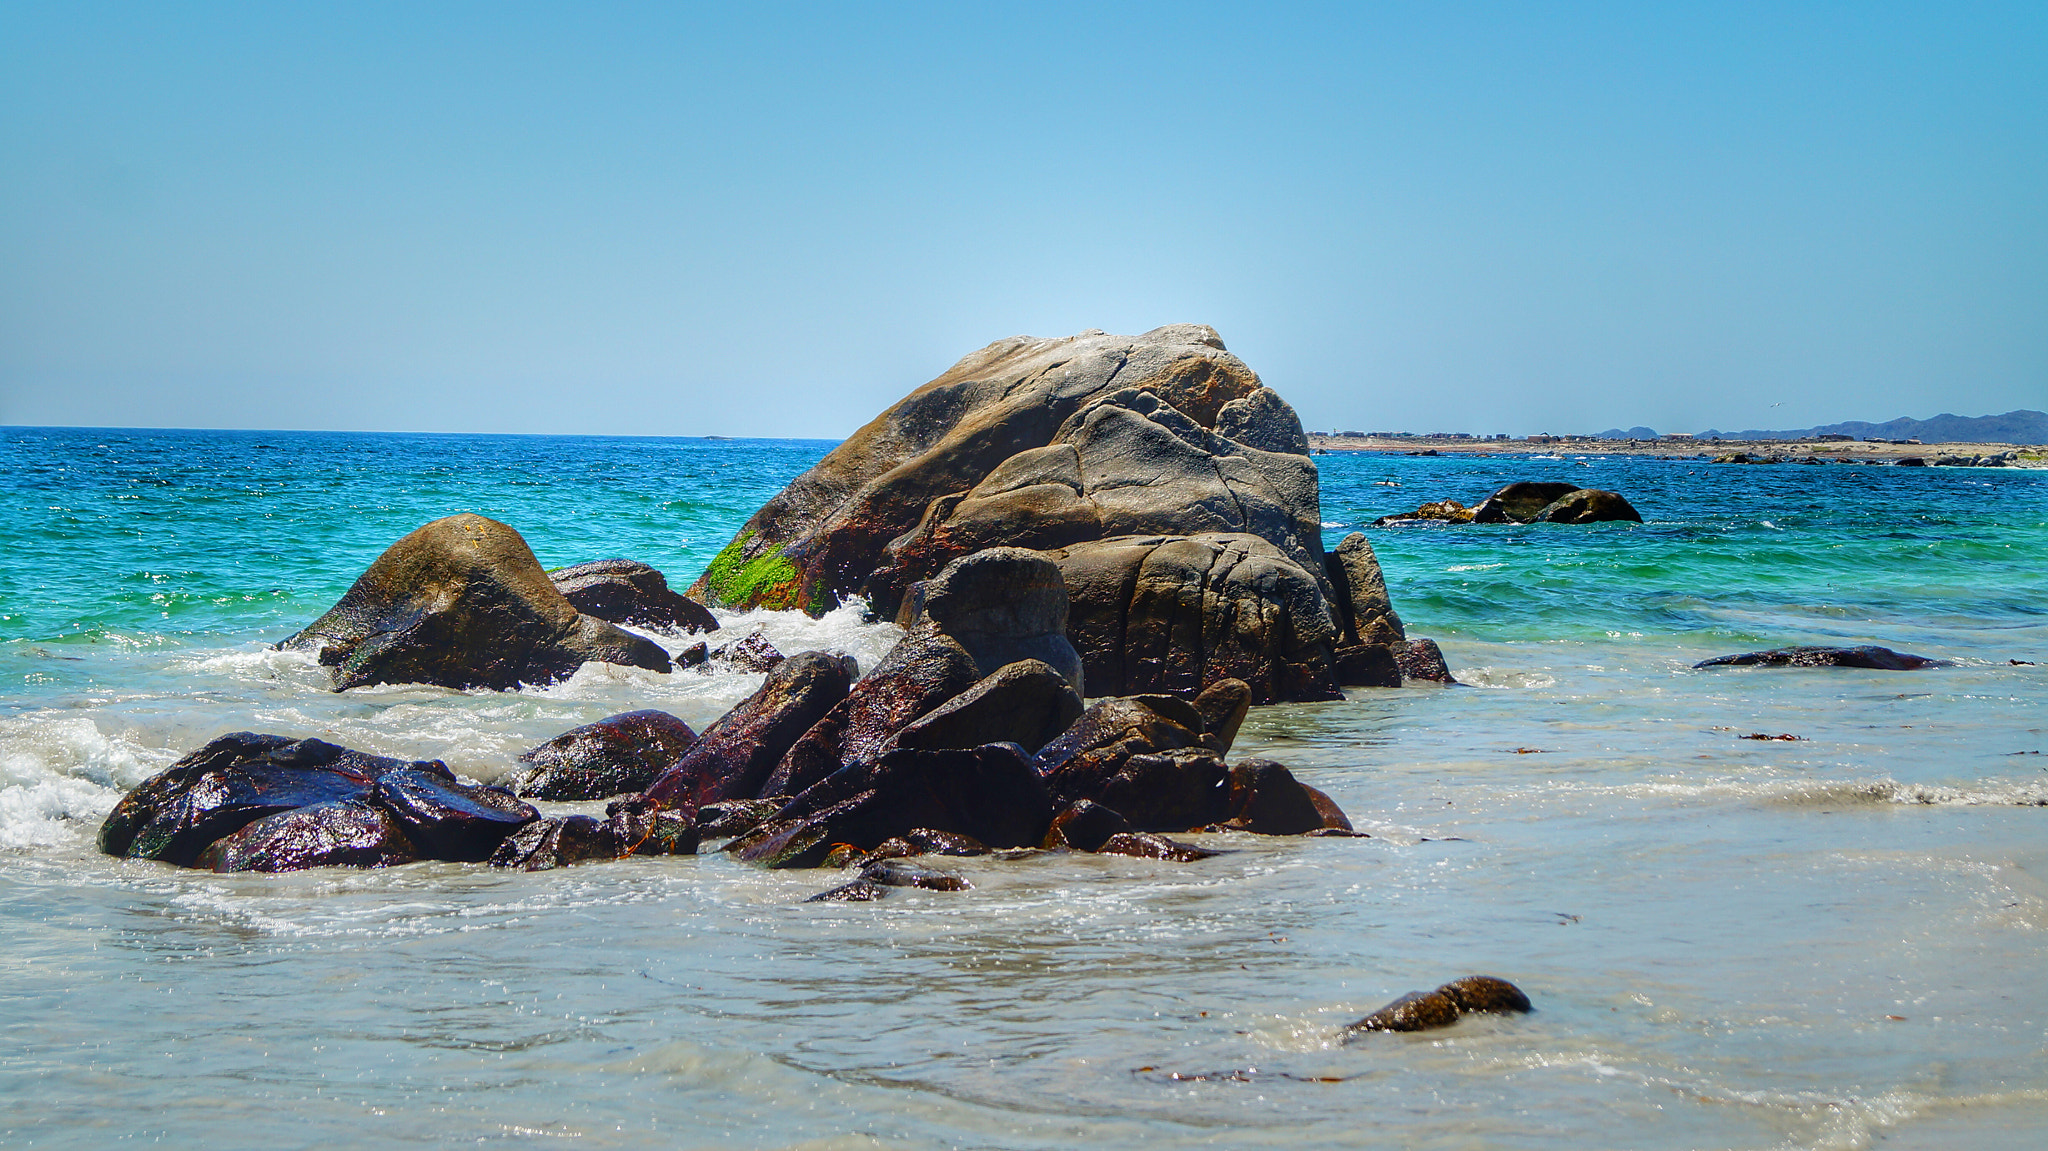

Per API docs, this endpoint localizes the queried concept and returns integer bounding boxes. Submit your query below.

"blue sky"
[2,2,2042,437]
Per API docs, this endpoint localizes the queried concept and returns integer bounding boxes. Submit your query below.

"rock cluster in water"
[1694,645,1948,670]
[103,549,1357,879]
[1375,481,1642,526]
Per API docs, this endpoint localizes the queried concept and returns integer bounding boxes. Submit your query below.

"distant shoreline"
[1305,433,2047,463]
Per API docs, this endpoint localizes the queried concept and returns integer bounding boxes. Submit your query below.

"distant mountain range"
[1599,410,2047,444]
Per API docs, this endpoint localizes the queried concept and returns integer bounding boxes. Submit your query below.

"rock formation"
[503,710,699,800]
[685,325,1363,703]
[549,559,720,633]
[1694,645,1947,670]
[279,514,672,691]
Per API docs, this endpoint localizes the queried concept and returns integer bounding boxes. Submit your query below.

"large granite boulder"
[642,651,859,809]
[1326,533,1405,647]
[279,514,671,691]
[548,559,720,634]
[502,710,699,801]
[686,326,1353,703]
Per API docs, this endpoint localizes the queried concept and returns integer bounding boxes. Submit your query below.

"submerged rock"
[1373,498,1475,526]
[1343,975,1532,1038]
[1470,482,1580,524]
[731,743,1054,868]
[279,514,671,691]
[1694,645,1948,670]
[503,709,699,800]
[548,558,720,634]
[1097,831,1218,862]
[1534,488,1641,524]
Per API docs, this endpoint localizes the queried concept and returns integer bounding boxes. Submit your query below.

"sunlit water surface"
[3,428,2044,1149]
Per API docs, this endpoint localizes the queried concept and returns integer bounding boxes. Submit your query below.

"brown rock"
[196,799,418,873]
[761,627,982,798]
[549,558,721,633]
[1040,799,1133,852]
[278,514,670,691]
[1216,759,1329,835]
[643,651,858,808]
[712,632,785,672]
[502,709,698,800]
[1470,482,1580,524]
[1534,489,1642,524]
[371,767,539,862]
[883,658,1084,758]
[893,548,1084,692]
[1097,831,1219,861]
[1394,638,1457,684]
[1694,645,1948,670]
[1191,678,1251,756]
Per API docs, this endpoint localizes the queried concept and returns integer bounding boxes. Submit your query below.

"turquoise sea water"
[3,426,2045,1149]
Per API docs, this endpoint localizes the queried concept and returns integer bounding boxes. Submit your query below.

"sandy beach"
[1307,432,2048,464]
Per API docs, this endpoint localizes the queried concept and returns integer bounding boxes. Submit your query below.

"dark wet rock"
[1470,482,1581,524]
[1439,975,1534,1015]
[688,326,1354,706]
[859,857,972,891]
[731,743,1054,868]
[1191,678,1251,756]
[1343,976,1532,1038]
[1332,643,1403,688]
[1694,645,1948,671]
[605,795,699,857]
[488,815,620,871]
[1043,726,1232,832]
[1326,533,1406,647]
[1097,831,1218,861]
[548,559,721,634]
[1373,498,1475,526]
[1534,488,1642,524]
[1895,456,1926,467]
[196,799,418,873]
[712,632,786,672]
[278,514,671,691]
[1040,799,1132,851]
[696,798,789,838]
[372,768,539,862]
[762,628,983,798]
[896,828,992,856]
[1394,638,1457,684]
[99,733,434,866]
[894,548,1084,692]
[643,651,858,808]
[1047,533,1345,705]
[883,658,1084,758]
[1302,784,1358,833]
[1033,695,1205,782]
[1346,990,1462,1034]
[677,641,709,669]
[1215,759,1330,835]
[503,709,699,800]
[805,878,887,902]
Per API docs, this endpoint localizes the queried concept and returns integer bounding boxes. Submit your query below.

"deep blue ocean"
[3,426,2045,1150]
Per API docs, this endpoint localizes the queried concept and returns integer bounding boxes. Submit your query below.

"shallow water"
[3,428,2045,1149]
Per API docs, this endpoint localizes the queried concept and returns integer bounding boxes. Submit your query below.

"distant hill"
[1694,410,2048,444]
[1595,426,1661,440]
